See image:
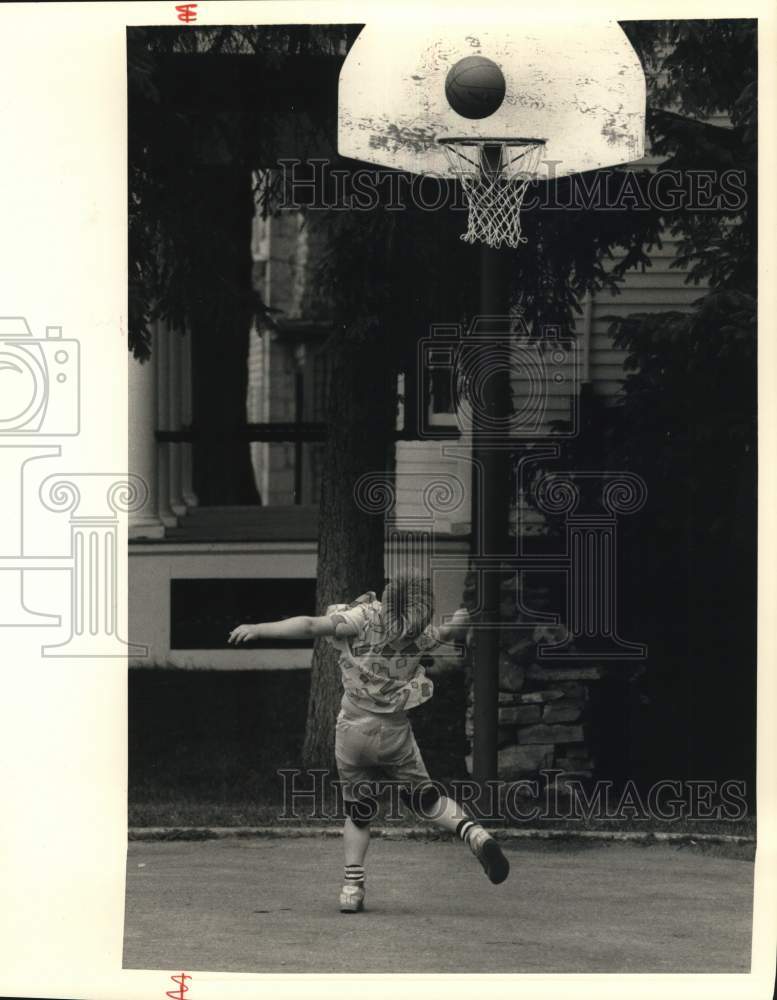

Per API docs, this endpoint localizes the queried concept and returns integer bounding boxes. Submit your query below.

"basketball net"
[439,139,544,250]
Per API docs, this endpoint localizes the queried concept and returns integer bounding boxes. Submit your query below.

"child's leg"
[385,712,510,885]
[425,793,468,834]
[336,700,381,911]
[343,814,371,866]
[405,784,509,884]
[340,802,374,912]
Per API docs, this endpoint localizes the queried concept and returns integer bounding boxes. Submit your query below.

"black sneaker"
[468,828,510,884]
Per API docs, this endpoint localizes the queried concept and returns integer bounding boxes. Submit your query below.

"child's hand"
[438,607,471,644]
[228,624,260,645]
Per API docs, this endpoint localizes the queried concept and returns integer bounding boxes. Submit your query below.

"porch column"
[179,326,198,508]
[155,320,178,528]
[166,321,187,516]
[128,333,164,540]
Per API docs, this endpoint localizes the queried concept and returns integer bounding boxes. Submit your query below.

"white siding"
[586,107,732,402]
[394,440,472,535]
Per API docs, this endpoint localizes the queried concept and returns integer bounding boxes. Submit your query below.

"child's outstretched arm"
[437,607,470,643]
[228,614,359,645]
[423,608,471,678]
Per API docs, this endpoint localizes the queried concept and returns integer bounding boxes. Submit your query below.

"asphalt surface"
[123,836,753,974]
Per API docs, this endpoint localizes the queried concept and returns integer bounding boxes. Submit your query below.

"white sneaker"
[339,882,366,913]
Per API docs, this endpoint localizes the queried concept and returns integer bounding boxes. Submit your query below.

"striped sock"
[456,818,479,844]
[344,864,365,885]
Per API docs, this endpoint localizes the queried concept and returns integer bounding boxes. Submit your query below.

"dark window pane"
[250,441,325,505]
[430,369,454,414]
[171,578,317,649]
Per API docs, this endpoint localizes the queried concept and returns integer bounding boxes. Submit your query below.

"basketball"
[445,55,506,120]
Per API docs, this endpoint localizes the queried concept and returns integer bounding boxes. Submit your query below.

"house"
[128,106,719,783]
[128,130,706,651]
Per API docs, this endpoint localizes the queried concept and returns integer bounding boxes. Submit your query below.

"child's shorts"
[335,696,430,803]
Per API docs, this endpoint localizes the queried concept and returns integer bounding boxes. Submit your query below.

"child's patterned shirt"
[326,591,456,713]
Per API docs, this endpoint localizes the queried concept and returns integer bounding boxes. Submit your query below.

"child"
[228,571,509,912]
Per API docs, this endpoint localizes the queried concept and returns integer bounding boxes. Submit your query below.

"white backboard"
[338,21,646,179]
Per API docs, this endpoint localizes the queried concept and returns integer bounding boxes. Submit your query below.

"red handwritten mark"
[166,973,191,1000]
[175,3,198,22]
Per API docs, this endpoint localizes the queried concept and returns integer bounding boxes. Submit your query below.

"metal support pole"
[472,239,513,795]
[294,366,304,503]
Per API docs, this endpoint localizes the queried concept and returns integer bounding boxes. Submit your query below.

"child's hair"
[381,571,434,642]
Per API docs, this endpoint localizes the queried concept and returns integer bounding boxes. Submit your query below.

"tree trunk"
[302,325,395,770]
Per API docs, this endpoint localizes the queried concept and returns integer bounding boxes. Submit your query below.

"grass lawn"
[129,666,755,857]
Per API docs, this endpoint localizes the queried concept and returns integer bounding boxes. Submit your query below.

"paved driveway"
[123,836,753,974]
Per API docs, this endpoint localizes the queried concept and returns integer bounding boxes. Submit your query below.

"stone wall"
[463,570,604,788]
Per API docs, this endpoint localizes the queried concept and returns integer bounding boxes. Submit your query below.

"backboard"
[338,21,646,180]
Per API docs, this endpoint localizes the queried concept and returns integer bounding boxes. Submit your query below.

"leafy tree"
[129,21,756,788]
[298,164,668,767]
[129,25,659,770]
[128,26,351,503]
[552,20,757,788]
